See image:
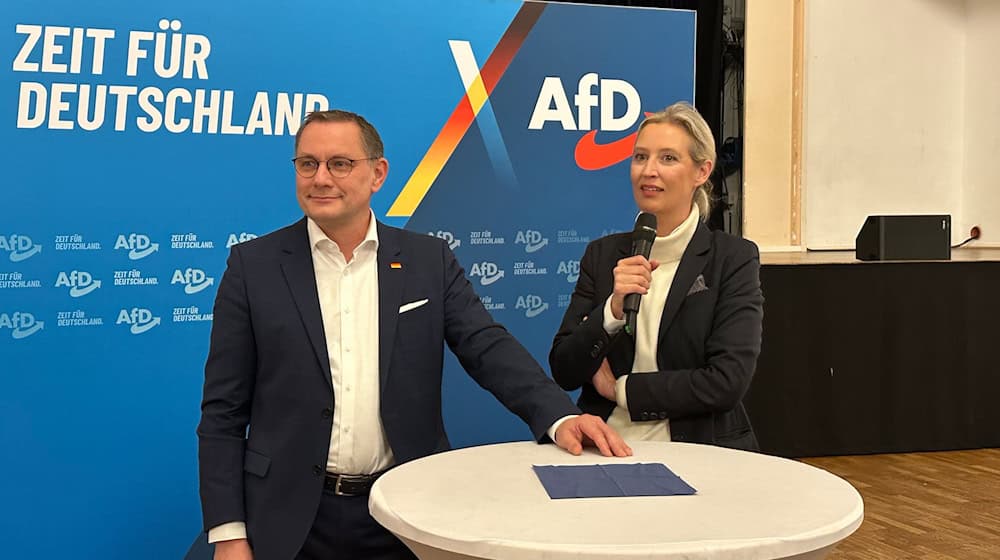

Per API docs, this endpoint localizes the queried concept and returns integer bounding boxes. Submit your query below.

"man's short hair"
[294,109,384,159]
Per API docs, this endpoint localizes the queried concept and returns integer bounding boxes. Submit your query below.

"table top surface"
[369,441,864,560]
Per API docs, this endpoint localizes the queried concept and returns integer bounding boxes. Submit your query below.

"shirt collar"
[306,210,380,255]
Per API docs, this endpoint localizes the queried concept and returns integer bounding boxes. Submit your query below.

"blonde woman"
[549,102,763,451]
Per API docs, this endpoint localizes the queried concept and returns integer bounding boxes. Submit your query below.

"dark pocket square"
[686,274,708,296]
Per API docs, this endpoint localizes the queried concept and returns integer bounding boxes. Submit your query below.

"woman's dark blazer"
[549,221,764,451]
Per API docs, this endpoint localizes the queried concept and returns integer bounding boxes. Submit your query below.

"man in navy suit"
[198,110,631,560]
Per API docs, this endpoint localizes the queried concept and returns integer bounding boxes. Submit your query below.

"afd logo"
[0,311,44,339]
[528,73,643,170]
[515,295,549,318]
[428,231,461,251]
[171,268,215,294]
[226,232,258,248]
[114,233,159,260]
[0,234,42,262]
[514,230,548,253]
[55,270,102,297]
[468,261,504,286]
[116,308,160,334]
[557,260,580,283]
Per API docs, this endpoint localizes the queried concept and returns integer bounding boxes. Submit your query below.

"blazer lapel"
[376,222,404,396]
[657,223,711,346]
[615,234,633,261]
[279,218,332,390]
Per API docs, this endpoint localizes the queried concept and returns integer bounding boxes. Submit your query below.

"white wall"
[803,0,967,249]
[743,0,797,248]
[963,0,1000,245]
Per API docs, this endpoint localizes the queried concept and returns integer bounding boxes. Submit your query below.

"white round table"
[369,441,863,560]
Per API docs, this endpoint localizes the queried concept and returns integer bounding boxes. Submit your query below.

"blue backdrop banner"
[1,1,694,557]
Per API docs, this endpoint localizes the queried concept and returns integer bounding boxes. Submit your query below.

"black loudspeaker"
[855,215,951,261]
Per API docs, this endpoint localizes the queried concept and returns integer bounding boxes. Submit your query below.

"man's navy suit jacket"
[198,218,579,560]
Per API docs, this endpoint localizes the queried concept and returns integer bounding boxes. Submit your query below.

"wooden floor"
[800,449,1000,559]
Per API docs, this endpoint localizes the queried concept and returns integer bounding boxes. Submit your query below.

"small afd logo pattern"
[0,231,254,340]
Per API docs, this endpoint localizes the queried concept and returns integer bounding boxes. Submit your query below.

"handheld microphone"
[624,212,657,336]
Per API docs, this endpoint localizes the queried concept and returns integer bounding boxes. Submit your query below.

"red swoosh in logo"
[573,112,652,171]
[574,130,638,170]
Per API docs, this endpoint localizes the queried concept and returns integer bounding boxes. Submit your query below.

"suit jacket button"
[321,408,333,419]
[590,344,601,358]
[313,465,323,476]
[640,412,650,420]
[659,412,667,420]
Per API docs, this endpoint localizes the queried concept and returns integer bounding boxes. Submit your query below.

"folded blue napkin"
[532,463,697,499]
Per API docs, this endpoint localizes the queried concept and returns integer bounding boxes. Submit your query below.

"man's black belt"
[324,471,383,496]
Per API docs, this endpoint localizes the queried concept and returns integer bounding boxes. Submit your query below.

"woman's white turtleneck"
[602,204,700,441]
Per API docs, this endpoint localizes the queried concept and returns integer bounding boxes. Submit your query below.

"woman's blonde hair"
[636,102,716,220]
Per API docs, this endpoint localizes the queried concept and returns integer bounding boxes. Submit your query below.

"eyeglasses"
[291,156,379,178]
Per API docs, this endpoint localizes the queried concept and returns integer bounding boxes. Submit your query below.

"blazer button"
[640,412,650,420]
[659,412,668,420]
[312,465,323,476]
[321,408,333,419]
[590,344,601,358]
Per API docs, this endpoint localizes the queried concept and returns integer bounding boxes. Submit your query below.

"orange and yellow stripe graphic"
[387,3,544,217]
